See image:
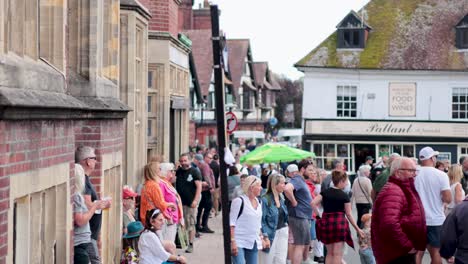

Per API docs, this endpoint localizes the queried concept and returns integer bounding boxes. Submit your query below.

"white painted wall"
[301,68,468,121]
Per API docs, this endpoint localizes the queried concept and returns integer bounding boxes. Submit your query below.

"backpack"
[236,196,261,219]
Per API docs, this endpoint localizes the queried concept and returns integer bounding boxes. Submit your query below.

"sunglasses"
[87,157,97,160]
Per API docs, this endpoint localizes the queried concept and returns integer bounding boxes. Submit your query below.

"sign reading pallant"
[304,120,468,138]
[388,82,416,117]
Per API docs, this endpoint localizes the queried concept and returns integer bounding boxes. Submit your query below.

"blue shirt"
[286,174,312,219]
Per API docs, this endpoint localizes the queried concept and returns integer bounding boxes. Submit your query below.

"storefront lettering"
[366,123,413,134]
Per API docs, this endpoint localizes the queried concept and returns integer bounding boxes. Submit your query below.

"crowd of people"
[71,144,468,264]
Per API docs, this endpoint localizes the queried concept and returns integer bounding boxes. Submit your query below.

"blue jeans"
[359,248,376,264]
[231,242,258,264]
[310,219,317,240]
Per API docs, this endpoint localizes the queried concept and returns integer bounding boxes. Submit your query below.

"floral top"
[359,227,372,249]
[121,246,139,264]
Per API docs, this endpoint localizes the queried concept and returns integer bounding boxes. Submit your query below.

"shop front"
[303,119,468,174]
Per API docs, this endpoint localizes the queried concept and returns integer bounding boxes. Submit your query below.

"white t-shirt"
[138,230,170,264]
[414,166,450,226]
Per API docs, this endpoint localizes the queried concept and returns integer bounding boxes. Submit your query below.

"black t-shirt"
[210,160,220,188]
[84,175,101,240]
[321,187,350,213]
[261,171,271,189]
[176,167,202,206]
[276,206,287,230]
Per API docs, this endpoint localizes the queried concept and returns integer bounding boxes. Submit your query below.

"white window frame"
[312,143,353,172]
[452,87,468,119]
[377,144,415,159]
[336,85,357,118]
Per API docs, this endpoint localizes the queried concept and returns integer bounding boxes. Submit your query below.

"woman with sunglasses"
[259,174,288,264]
[230,176,264,264]
[139,208,187,264]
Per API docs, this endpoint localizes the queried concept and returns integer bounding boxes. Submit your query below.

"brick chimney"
[148,0,180,36]
[178,0,194,31]
[193,0,215,30]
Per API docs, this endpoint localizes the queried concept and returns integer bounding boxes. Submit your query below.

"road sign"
[225,111,238,134]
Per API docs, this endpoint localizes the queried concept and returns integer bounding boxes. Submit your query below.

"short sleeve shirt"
[286,174,312,219]
[321,187,350,213]
[73,193,92,246]
[84,175,101,240]
[176,167,202,206]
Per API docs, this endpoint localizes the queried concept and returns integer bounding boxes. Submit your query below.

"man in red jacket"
[371,157,426,264]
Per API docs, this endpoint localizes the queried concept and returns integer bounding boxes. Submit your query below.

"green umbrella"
[239,143,315,164]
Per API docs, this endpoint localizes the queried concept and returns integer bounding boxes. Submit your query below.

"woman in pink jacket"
[159,162,184,242]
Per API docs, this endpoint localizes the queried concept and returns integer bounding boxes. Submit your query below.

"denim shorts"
[427,225,442,248]
[310,219,317,240]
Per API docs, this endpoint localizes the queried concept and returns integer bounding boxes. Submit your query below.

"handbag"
[357,177,373,205]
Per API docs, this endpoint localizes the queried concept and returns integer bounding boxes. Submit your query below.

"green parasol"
[239,143,315,164]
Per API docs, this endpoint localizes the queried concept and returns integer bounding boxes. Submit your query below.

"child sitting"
[359,214,376,264]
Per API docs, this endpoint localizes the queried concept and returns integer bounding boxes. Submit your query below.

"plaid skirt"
[316,212,354,248]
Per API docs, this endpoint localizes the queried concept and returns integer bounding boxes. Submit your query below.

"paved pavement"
[178,210,441,264]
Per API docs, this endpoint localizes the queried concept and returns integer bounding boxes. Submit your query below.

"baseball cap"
[194,154,204,161]
[419,147,439,161]
[262,163,269,169]
[365,156,374,161]
[123,187,138,199]
[286,164,299,173]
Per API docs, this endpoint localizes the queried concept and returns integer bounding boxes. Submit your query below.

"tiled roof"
[226,39,251,93]
[184,30,213,96]
[296,0,468,70]
[252,62,268,87]
[268,70,282,91]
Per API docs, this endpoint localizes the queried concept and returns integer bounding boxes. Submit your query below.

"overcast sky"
[194,0,370,80]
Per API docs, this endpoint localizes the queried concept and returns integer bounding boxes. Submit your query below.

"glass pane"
[314,144,323,157]
[351,103,357,109]
[316,159,323,169]
[343,159,349,171]
[453,104,459,111]
[324,158,334,170]
[148,71,153,88]
[461,112,466,119]
[353,31,360,46]
[337,86,344,96]
[379,145,390,157]
[147,96,151,112]
[350,111,357,117]
[324,144,335,157]
[453,112,459,119]
[344,96,350,101]
[461,104,466,111]
[453,96,459,103]
[337,96,343,100]
[337,102,343,109]
[344,110,350,116]
[461,96,466,103]
[337,111,342,117]
[337,144,348,157]
[344,103,350,109]
[147,120,151,136]
[350,96,357,102]
[350,87,357,96]
[403,145,414,157]
[392,145,402,155]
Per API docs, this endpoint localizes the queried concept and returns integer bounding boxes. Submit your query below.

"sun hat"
[123,221,144,239]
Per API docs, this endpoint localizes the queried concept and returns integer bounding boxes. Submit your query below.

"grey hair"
[75,146,95,163]
[332,159,343,169]
[358,164,371,176]
[390,157,403,176]
[160,163,175,177]
[75,164,86,194]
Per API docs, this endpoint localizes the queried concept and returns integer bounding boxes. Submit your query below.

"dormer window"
[456,15,468,49]
[336,11,372,49]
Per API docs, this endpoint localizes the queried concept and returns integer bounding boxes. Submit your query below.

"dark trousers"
[356,203,372,228]
[388,254,416,264]
[196,190,213,228]
[74,243,93,264]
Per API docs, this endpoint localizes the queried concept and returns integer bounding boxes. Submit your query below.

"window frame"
[452,87,468,119]
[336,85,357,118]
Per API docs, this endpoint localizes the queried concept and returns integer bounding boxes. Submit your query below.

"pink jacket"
[159,179,183,225]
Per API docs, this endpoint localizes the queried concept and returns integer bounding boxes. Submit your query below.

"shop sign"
[388,83,416,117]
[305,120,468,138]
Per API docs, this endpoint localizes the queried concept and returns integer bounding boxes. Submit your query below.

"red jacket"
[305,180,316,219]
[371,175,426,264]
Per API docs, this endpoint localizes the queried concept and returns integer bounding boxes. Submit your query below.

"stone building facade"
[0,0,139,262]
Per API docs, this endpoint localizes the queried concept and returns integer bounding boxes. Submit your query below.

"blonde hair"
[144,161,160,182]
[242,176,261,194]
[265,174,285,207]
[74,164,86,194]
[448,164,463,185]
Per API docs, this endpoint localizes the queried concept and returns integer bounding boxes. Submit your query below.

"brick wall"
[193,12,211,30]
[0,119,124,263]
[178,1,193,31]
[148,0,180,37]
